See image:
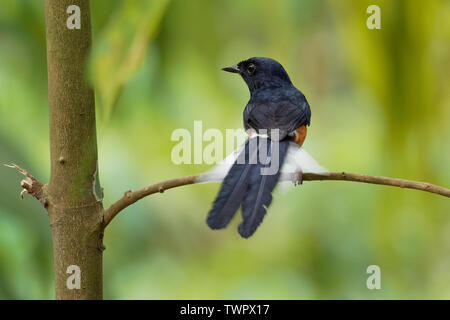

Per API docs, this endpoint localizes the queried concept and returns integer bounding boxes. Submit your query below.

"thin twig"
[102,172,450,227]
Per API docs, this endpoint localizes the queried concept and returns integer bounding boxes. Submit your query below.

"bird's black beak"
[222,65,240,74]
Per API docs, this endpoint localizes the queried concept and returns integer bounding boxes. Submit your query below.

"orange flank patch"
[293,125,307,147]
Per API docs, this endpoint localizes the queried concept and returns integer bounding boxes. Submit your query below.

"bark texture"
[45,0,104,299]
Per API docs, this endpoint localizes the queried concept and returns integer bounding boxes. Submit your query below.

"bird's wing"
[244,90,311,140]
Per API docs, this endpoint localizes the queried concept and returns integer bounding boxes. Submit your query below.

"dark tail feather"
[238,138,289,238]
[206,140,257,229]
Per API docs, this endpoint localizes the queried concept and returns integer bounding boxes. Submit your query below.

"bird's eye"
[247,64,256,75]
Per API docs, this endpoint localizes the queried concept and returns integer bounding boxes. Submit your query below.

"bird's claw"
[292,168,303,186]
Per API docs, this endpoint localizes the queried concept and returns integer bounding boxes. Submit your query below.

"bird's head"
[222,57,292,92]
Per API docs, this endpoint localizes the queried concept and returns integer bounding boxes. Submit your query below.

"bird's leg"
[292,168,303,186]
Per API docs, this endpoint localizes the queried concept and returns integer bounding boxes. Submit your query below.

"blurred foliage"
[89,0,169,123]
[0,0,449,299]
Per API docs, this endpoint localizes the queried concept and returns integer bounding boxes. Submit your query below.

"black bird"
[206,57,311,238]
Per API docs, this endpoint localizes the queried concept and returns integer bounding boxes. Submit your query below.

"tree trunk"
[44,0,104,299]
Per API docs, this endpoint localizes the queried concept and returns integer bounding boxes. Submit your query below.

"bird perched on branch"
[202,57,326,238]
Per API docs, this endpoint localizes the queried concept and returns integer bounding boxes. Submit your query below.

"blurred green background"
[0,0,449,299]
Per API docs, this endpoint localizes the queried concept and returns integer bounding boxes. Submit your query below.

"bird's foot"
[292,168,303,186]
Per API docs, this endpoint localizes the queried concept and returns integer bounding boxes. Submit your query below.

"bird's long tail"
[206,139,255,229]
[206,136,289,237]
[238,138,289,237]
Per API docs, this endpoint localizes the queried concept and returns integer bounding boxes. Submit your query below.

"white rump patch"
[279,142,328,181]
[197,135,327,184]
[196,144,245,183]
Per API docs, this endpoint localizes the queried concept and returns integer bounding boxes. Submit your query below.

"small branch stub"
[5,163,47,207]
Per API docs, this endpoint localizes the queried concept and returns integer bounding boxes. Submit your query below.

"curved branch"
[103,175,199,226]
[103,172,450,227]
